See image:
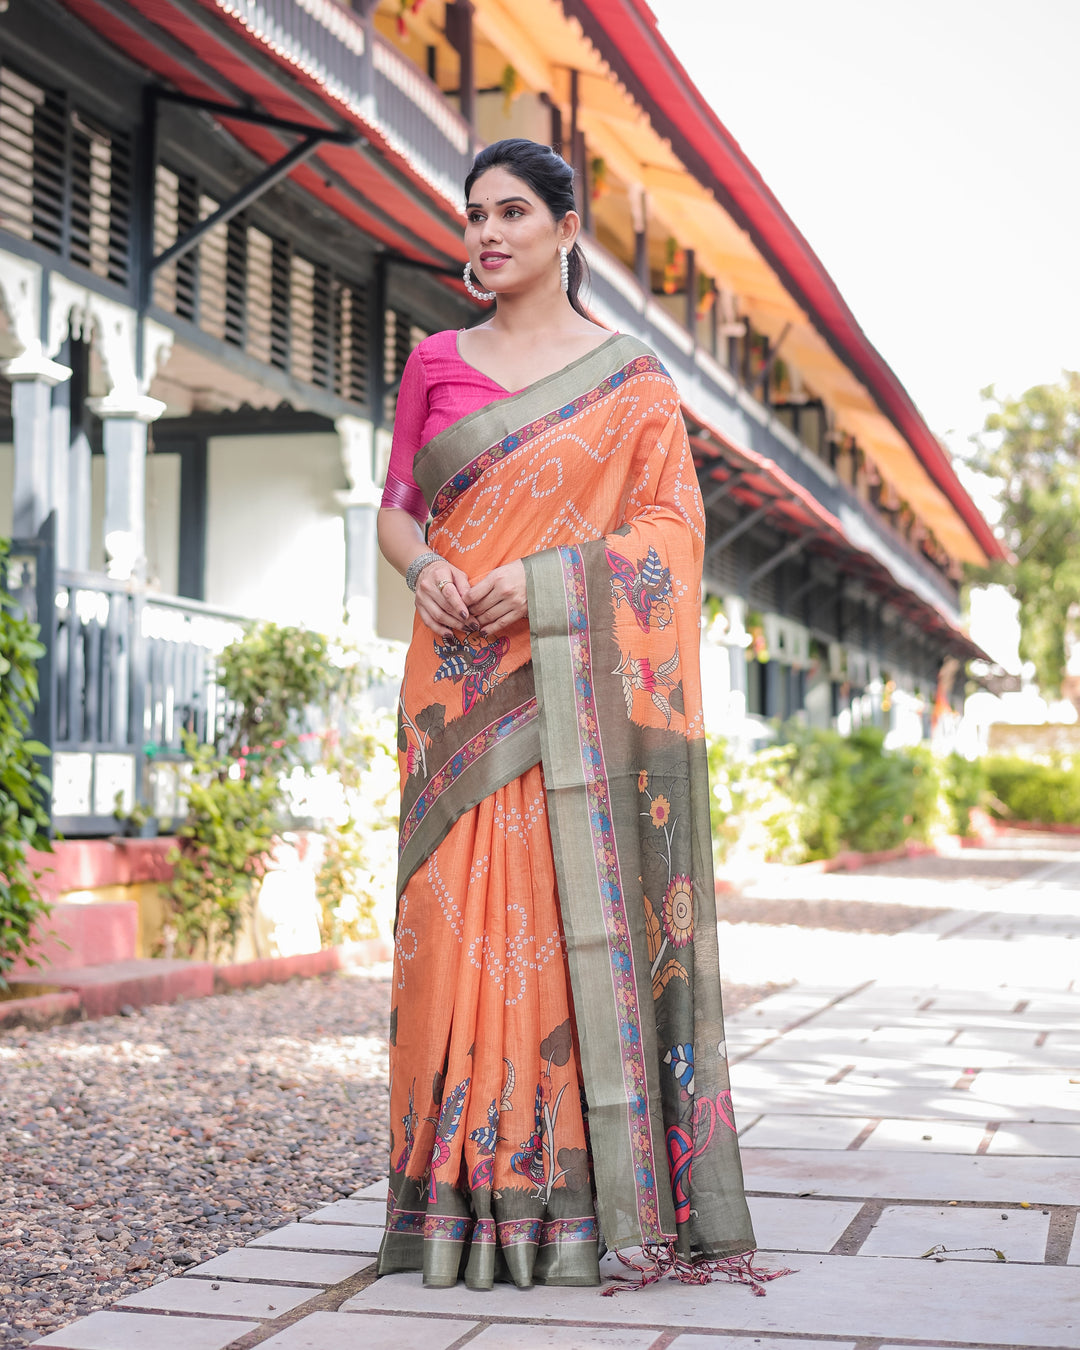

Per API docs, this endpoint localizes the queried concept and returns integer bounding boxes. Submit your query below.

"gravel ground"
[0,963,782,1346]
[0,969,392,1347]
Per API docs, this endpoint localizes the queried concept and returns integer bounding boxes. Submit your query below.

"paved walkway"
[33,839,1080,1350]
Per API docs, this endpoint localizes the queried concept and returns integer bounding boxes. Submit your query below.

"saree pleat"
[380,764,601,1288]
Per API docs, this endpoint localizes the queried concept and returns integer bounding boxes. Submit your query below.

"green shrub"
[708,723,946,867]
[783,726,858,859]
[0,542,52,988]
[163,621,330,959]
[707,736,802,864]
[162,734,280,960]
[219,622,329,772]
[163,622,403,958]
[942,753,987,835]
[985,756,1080,824]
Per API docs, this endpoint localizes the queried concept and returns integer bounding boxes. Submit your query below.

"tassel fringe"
[600,1244,794,1297]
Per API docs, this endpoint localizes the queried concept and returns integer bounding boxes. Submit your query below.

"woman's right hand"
[414,559,473,637]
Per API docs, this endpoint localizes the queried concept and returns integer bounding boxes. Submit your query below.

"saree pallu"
[379,333,758,1291]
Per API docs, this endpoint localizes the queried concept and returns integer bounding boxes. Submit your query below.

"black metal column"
[177,438,208,601]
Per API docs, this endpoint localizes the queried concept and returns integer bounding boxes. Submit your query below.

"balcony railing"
[582,240,962,622]
[6,522,245,835]
[213,0,474,205]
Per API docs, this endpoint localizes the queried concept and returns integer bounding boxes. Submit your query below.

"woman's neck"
[483,284,587,338]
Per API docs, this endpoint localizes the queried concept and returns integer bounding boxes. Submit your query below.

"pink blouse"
[381,329,520,523]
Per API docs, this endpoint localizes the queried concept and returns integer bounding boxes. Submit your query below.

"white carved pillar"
[335,414,381,635]
[0,252,73,539]
[85,393,166,580]
[49,280,170,582]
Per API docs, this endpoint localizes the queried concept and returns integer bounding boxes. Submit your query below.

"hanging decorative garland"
[696,272,716,319]
[662,236,685,295]
[500,64,524,115]
[397,0,424,38]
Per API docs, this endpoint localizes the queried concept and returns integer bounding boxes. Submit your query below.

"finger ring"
[435,578,449,592]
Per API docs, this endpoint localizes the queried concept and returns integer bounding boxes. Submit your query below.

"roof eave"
[564,0,1006,566]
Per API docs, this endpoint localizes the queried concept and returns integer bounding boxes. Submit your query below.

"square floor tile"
[302,1198,386,1225]
[742,1148,1080,1204]
[259,1311,476,1349]
[343,1258,1080,1343]
[747,1196,861,1252]
[32,1312,258,1349]
[730,1079,1063,1122]
[738,1114,870,1149]
[861,1025,959,1047]
[671,1341,855,1350]
[987,1123,1080,1156]
[859,1204,1050,1262]
[952,1028,1041,1052]
[967,1070,1080,1111]
[470,1327,661,1349]
[859,1119,987,1153]
[249,1223,382,1254]
[189,1247,371,1285]
[349,1180,388,1200]
[117,1279,316,1317]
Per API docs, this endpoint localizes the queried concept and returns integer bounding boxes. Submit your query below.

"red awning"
[571,0,1005,565]
[688,426,988,662]
[60,0,470,270]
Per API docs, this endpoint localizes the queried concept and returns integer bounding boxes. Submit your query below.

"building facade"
[0,0,1001,835]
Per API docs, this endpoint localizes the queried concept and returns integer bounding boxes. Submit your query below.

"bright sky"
[648,0,1080,463]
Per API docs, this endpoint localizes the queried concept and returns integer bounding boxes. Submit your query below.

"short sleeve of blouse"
[381,346,429,523]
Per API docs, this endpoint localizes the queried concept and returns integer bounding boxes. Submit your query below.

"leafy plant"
[0,542,53,987]
[315,820,377,945]
[708,723,945,866]
[984,755,1080,825]
[941,753,987,836]
[307,649,400,944]
[162,621,328,960]
[219,623,329,773]
[163,622,403,959]
[161,734,280,960]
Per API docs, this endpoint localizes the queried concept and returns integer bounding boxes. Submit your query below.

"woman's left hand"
[466,560,528,636]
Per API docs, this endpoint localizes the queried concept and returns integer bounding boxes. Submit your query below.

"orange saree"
[378,333,768,1292]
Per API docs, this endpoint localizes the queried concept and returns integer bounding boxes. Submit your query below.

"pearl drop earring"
[559,246,570,293]
[463,262,496,303]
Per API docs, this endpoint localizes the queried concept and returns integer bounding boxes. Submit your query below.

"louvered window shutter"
[0,61,131,286]
[149,160,379,410]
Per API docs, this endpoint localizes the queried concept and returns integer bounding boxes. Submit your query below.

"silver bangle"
[406,551,443,592]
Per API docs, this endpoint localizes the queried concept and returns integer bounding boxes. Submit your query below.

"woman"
[376,138,775,1294]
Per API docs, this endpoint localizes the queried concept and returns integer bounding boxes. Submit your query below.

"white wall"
[206,433,346,631]
[0,444,11,536]
[146,453,180,595]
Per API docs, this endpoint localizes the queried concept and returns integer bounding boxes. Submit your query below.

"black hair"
[464,138,591,319]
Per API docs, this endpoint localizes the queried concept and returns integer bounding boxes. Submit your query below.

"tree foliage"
[970,371,1080,693]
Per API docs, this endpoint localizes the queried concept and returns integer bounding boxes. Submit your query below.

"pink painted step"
[45,958,215,1019]
[9,900,139,976]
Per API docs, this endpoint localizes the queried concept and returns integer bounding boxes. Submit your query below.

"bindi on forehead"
[466,194,531,211]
